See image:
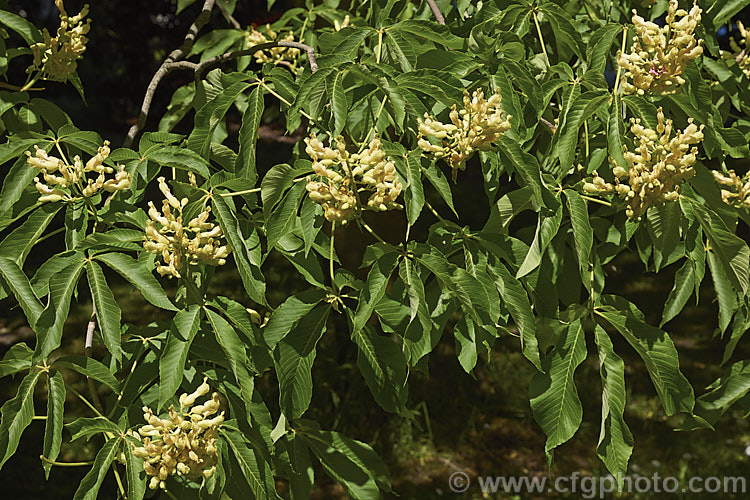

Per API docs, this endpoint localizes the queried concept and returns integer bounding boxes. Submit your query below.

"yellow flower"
[30,0,91,82]
[617,0,702,95]
[417,88,511,180]
[584,108,704,220]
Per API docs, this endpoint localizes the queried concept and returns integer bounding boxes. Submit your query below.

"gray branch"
[426,0,446,25]
[123,0,216,148]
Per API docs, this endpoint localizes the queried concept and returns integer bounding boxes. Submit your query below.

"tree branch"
[426,0,446,25]
[123,0,216,148]
[216,0,241,29]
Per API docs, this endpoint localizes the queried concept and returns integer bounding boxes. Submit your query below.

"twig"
[123,0,217,148]
[426,0,446,25]
[215,0,241,29]
[40,455,94,467]
[540,117,556,133]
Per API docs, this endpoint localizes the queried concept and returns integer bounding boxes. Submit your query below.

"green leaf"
[0,203,61,264]
[353,251,400,334]
[488,260,541,371]
[0,370,43,468]
[275,305,330,419]
[42,370,65,479]
[0,343,33,378]
[686,359,750,429]
[222,428,278,499]
[529,317,587,455]
[64,199,88,250]
[52,355,120,394]
[86,261,123,363]
[422,162,457,216]
[404,150,424,226]
[31,251,86,298]
[352,323,408,413]
[565,190,593,290]
[517,205,563,278]
[236,86,265,182]
[646,203,681,272]
[497,135,547,208]
[685,198,750,294]
[206,309,255,415]
[597,296,694,415]
[158,305,202,409]
[66,417,121,442]
[188,80,254,158]
[95,252,177,311]
[418,251,490,324]
[329,70,349,137]
[587,24,622,73]
[710,0,750,26]
[144,145,211,179]
[0,10,43,44]
[72,438,120,500]
[607,95,628,170]
[264,289,327,350]
[212,194,267,306]
[708,250,737,335]
[266,182,305,250]
[300,426,391,499]
[123,437,147,500]
[594,325,633,480]
[660,260,695,327]
[557,91,609,172]
[0,257,43,327]
[35,259,86,358]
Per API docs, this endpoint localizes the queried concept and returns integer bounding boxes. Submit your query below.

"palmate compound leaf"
[299,424,391,499]
[221,428,278,500]
[529,313,587,458]
[274,305,330,420]
[596,296,695,416]
[206,308,256,417]
[594,325,634,480]
[158,305,202,410]
[42,370,65,479]
[565,189,593,291]
[86,261,123,364]
[681,359,750,430]
[72,437,120,500]
[35,256,87,359]
[0,257,44,328]
[0,370,43,469]
[94,252,177,311]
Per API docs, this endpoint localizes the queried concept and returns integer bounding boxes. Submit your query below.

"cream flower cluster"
[244,25,300,65]
[584,107,704,220]
[27,141,130,203]
[617,0,703,95]
[143,177,230,278]
[713,170,750,209]
[417,88,511,181]
[132,379,224,490]
[305,134,403,222]
[30,0,90,82]
[720,21,750,77]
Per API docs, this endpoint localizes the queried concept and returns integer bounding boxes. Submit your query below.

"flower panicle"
[304,134,403,223]
[417,88,511,180]
[617,0,703,95]
[132,378,224,490]
[26,140,130,203]
[143,177,230,278]
[30,0,91,82]
[584,107,704,220]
